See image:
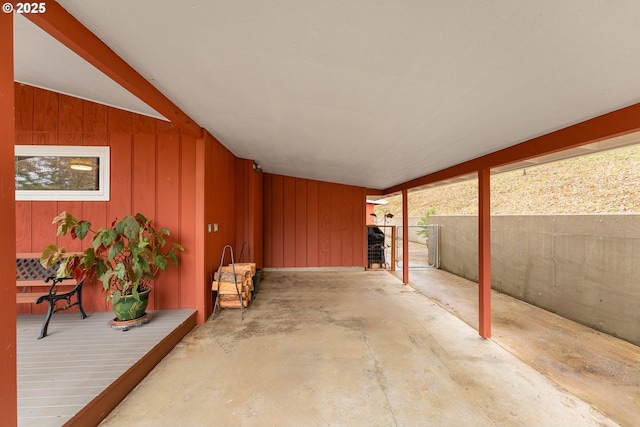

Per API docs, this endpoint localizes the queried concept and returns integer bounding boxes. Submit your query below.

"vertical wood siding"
[178,134,198,316]
[200,132,264,320]
[294,178,307,267]
[251,165,264,269]
[234,159,264,269]
[263,174,366,268]
[14,84,201,315]
[14,84,264,321]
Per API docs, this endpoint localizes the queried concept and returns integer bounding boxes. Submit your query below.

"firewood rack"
[212,244,244,320]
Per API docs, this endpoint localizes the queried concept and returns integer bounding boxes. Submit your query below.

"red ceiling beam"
[383,102,640,194]
[26,1,203,138]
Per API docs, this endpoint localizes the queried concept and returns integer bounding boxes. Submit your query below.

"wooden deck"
[17,309,197,427]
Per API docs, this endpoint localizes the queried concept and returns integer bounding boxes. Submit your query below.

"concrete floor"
[100,270,624,427]
[393,268,640,427]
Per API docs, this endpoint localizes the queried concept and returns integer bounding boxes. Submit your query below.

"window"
[15,145,110,201]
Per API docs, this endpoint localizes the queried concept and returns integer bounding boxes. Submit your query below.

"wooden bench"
[16,253,87,339]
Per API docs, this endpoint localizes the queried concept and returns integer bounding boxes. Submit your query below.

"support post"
[195,134,207,323]
[0,9,18,426]
[478,168,491,338]
[402,189,409,284]
[390,225,396,271]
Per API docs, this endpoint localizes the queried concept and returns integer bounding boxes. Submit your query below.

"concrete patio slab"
[394,268,640,427]
[100,270,617,426]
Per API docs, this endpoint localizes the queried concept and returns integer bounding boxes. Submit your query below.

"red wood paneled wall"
[14,83,200,315]
[199,135,263,319]
[235,159,264,268]
[202,131,237,317]
[14,84,264,323]
[263,174,366,268]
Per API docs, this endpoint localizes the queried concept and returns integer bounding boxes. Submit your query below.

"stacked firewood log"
[212,263,257,309]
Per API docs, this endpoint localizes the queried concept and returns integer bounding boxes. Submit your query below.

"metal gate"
[367,225,396,270]
[395,225,440,269]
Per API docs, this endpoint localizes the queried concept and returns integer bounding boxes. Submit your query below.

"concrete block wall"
[430,214,640,346]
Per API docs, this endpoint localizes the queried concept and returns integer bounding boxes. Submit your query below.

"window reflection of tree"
[15,156,99,191]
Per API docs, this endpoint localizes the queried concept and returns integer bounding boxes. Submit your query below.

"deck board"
[17,309,195,427]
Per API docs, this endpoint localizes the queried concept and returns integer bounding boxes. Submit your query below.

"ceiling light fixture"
[70,159,94,171]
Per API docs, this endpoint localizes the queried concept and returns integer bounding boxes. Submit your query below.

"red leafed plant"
[41,211,184,305]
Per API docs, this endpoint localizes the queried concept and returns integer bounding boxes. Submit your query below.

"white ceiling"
[13,1,640,190]
[13,14,163,119]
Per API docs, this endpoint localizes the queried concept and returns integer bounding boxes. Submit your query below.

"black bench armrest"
[43,276,80,295]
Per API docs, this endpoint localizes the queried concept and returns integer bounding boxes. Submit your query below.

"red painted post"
[0,10,18,426]
[478,169,491,338]
[195,135,207,323]
[402,189,409,284]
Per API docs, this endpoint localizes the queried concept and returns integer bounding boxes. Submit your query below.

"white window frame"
[15,145,110,201]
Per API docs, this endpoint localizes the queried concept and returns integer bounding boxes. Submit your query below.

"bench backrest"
[16,257,60,281]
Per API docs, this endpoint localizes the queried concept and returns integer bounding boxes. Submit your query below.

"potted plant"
[41,211,184,322]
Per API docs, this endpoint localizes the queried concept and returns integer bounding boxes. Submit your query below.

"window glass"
[15,146,110,201]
